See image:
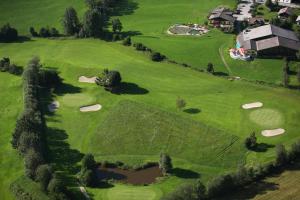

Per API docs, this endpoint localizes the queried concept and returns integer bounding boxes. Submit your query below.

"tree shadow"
[213,71,229,77]
[54,82,82,96]
[184,108,201,114]
[172,168,200,179]
[116,82,149,95]
[0,36,33,43]
[121,30,142,38]
[254,143,275,153]
[111,0,139,16]
[220,181,279,200]
[47,128,84,174]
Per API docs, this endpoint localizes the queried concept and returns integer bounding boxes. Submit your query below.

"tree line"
[10,57,69,200]
[161,140,300,200]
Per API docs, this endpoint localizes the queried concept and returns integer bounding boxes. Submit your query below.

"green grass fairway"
[91,100,246,169]
[1,1,300,199]
[0,0,289,83]
[1,37,300,200]
[0,73,23,200]
[249,108,283,129]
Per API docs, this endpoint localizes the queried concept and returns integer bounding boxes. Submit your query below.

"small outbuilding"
[278,7,293,20]
[208,7,236,32]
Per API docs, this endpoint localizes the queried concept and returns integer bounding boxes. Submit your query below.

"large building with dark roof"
[237,24,300,56]
[208,7,236,32]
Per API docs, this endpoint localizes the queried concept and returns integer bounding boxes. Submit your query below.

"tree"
[265,0,273,9]
[159,153,172,175]
[39,27,50,37]
[63,7,80,35]
[96,69,122,92]
[207,62,214,74]
[122,36,131,46]
[162,180,206,200]
[176,97,186,110]
[207,174,235,198]
[47,176,67,196]
[244,132,257,150]
[282,58,290,88]
[29,27,38,37]
[82,9,105,37]
[81,154,97,171]
[289,140,300,162]
[80,169,97,187]
[36,164,53,191]
[297,66,300,88]
[0,23,18,42]
[112,18,122,33]
[24,149,44,179]
[275,144,288,167]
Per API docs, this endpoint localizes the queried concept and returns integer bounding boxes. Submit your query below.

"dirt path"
[219,44,233,75]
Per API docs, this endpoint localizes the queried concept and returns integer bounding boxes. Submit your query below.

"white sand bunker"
[80,104,102,112]
[242,102,263,110]
[78,76,97,83]
[262,128,285,137]
[48,101,60,112]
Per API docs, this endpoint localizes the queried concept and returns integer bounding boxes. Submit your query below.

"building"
[296,15,300,25]
[208,7,236,32]
[248,17,265,27]
[278,7,294,19]
[237,24,300,56]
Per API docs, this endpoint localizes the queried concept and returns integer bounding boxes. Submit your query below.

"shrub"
[207,174,235,198]
[244,132,257,150]
[122,36,131,46]
[275,144,288,167]
[207,62,214,74]
[176,97,186,110]
[96,69,122,92]
[134,43,146,51]
[24,149,44,179]
[80,169,97,187]
[151,52,166,62]
[29,27,38,37]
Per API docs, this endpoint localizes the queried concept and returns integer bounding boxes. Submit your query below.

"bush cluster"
[95,69,122,92]
[79,154,98,187]
[29,27,60,38]
[0,57,23,75]
[0,23,18,42]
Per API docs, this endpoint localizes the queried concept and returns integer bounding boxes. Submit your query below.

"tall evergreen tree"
[112,18,122,33]
[82,9,105,37]
[63,7,80,35]
[159,153,173,175]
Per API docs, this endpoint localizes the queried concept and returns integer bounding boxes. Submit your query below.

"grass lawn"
[0,1,300,199]
[1,38,300,199]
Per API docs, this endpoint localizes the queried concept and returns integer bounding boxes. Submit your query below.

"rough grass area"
[10,176,50,200]
[218,164,300,200]
[91,100,246,169]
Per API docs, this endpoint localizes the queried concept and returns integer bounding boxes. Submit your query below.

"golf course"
[0,0,300,200]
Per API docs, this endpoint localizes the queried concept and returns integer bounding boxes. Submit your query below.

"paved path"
[234,0,253,21]
[219,44,233,75]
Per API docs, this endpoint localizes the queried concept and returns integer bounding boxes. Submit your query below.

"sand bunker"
[48,101,60,112]
[262,128,285,137]
[242,102,263,109]
[80,104,102,112]
[78,76,97,83]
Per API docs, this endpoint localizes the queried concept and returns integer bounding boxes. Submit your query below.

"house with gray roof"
[208,7,236,32]
[237,24,300,57]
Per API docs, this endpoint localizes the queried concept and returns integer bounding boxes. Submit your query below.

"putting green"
[61,93,95,107]
[107,186,157,200]
[249,108,283,128]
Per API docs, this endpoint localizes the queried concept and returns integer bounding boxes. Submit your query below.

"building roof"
[237,24,300,51]
[242,24,299,42]
[209,7,235,23]
[296,16,300,22]
[278,7,293,16]
[248,17,265,25]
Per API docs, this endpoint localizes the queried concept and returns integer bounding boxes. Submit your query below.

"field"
[0,0,300,200]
